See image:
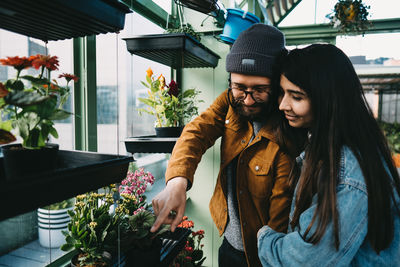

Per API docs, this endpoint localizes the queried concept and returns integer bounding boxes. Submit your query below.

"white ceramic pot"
[37,207,72,248]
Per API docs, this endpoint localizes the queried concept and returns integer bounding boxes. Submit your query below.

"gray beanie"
[226,23,285,77]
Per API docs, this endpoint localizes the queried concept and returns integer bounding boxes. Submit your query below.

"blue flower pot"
[220,8,261,44]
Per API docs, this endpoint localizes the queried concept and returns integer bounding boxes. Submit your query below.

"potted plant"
[37,198,75,248]
[0,54,77,180]
[170,216,206,266]
[327,0,371,35]
[379,120,400,167]
[61,186,121,267]
[117,167,169,266]
[138,68,203,137]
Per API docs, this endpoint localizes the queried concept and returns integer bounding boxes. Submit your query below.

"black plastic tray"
[125,136,178,154]
[0,150,132,221]
[117,227,191,267]
[124,33,220,69]
[0,0,131,41]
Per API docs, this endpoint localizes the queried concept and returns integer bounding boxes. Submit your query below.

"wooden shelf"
[0,0,131,41]
[0,150,132,221]
[124,33,220,69]
[125,136,178,154]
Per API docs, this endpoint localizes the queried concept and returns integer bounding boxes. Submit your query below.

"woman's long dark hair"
[278,44,400,253]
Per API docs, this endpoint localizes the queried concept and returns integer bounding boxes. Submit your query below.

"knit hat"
[226,23,285,77]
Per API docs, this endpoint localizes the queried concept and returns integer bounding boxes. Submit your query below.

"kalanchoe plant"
[171,216,206,267]
[119,209,170,250]
[138,68,203,128]
[0,55,77,149]
[61,186,121,267]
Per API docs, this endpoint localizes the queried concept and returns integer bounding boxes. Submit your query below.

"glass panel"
[96,12,171,155]
[280,0,400,27]
[0,29,74,266]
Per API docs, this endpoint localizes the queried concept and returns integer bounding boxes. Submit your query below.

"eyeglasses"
[229,84,271,103]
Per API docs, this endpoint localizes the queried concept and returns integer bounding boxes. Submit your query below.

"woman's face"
[279,74,313,128]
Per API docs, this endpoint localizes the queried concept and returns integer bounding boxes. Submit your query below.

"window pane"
[96,12,171,154]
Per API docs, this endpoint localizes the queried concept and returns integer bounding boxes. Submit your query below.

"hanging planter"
[327,0,371,35]
[220,8,261,44]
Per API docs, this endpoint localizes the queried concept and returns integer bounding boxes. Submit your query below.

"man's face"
[230,73,272,121]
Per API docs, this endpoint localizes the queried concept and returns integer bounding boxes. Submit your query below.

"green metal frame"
[73,35,98,152]
[281,18,400,46]
[121,0,179,29]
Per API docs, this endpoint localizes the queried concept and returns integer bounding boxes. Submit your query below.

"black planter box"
[124,33,220,69]
[116,228,191,267]
[125,136,178,154]
[0,0,131,41]
[0,150,132,221]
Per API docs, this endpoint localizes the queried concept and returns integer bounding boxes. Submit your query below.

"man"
[150,24,292,267]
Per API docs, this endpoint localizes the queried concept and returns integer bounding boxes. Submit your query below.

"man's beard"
[232,98,272,122]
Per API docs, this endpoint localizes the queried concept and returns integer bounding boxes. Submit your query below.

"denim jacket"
[257,146,400,266]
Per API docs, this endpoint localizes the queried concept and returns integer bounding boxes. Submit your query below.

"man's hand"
[151,177,188,233]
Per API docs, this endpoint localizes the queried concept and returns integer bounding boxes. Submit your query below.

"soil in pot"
[1,143,59,181]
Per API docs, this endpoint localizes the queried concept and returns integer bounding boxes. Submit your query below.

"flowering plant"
[61,185,121,267]
[117,167,169,249]
[327,0,370,35]
[0,55,77,149]
[118,167,155,215]
[170,216,206,267]
[138,68,203,128]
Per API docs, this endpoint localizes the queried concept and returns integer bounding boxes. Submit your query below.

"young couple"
[151,23,400,266]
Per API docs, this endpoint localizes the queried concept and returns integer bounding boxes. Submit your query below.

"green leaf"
[6,79,24,91]
[141,81,150,88]
[49,109,72,120]
[146,75,152,85]
[0,120,13,131]
[60,243,73,251]
[49,126,58,138]
[4,90,49,107]
[20,75,48,85]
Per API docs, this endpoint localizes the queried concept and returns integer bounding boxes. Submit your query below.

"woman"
[257,44,400,266]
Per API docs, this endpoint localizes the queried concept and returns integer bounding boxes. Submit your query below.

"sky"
[279,0,400,60]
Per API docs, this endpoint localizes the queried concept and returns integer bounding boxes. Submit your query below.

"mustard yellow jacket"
[165,89,292,267]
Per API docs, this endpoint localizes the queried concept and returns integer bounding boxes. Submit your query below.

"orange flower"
[158,74,165,89]
[146,67,153,78]
[0,56,32,71]
[0,83,9,98]
[31,54,59,71]
[178,219,194,229]
[58,73,79,83]
[42,83,59,90]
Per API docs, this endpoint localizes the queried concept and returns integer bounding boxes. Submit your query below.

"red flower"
[31,55,59,71]
[185,246,193,253]
[178,219,194,229]
[0,83,9,98]
[168,80,179,97]
[58,73,79,83]
[0,56,32,71]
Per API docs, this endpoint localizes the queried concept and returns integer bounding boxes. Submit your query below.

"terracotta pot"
[1,143,59,181]
[155,127,183,138]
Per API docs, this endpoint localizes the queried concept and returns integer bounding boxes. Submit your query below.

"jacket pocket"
[247,159,273,198]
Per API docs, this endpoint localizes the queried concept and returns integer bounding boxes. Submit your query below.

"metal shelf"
[124,33,220,69]
[125,136,178,154]
[0,150,132,221]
